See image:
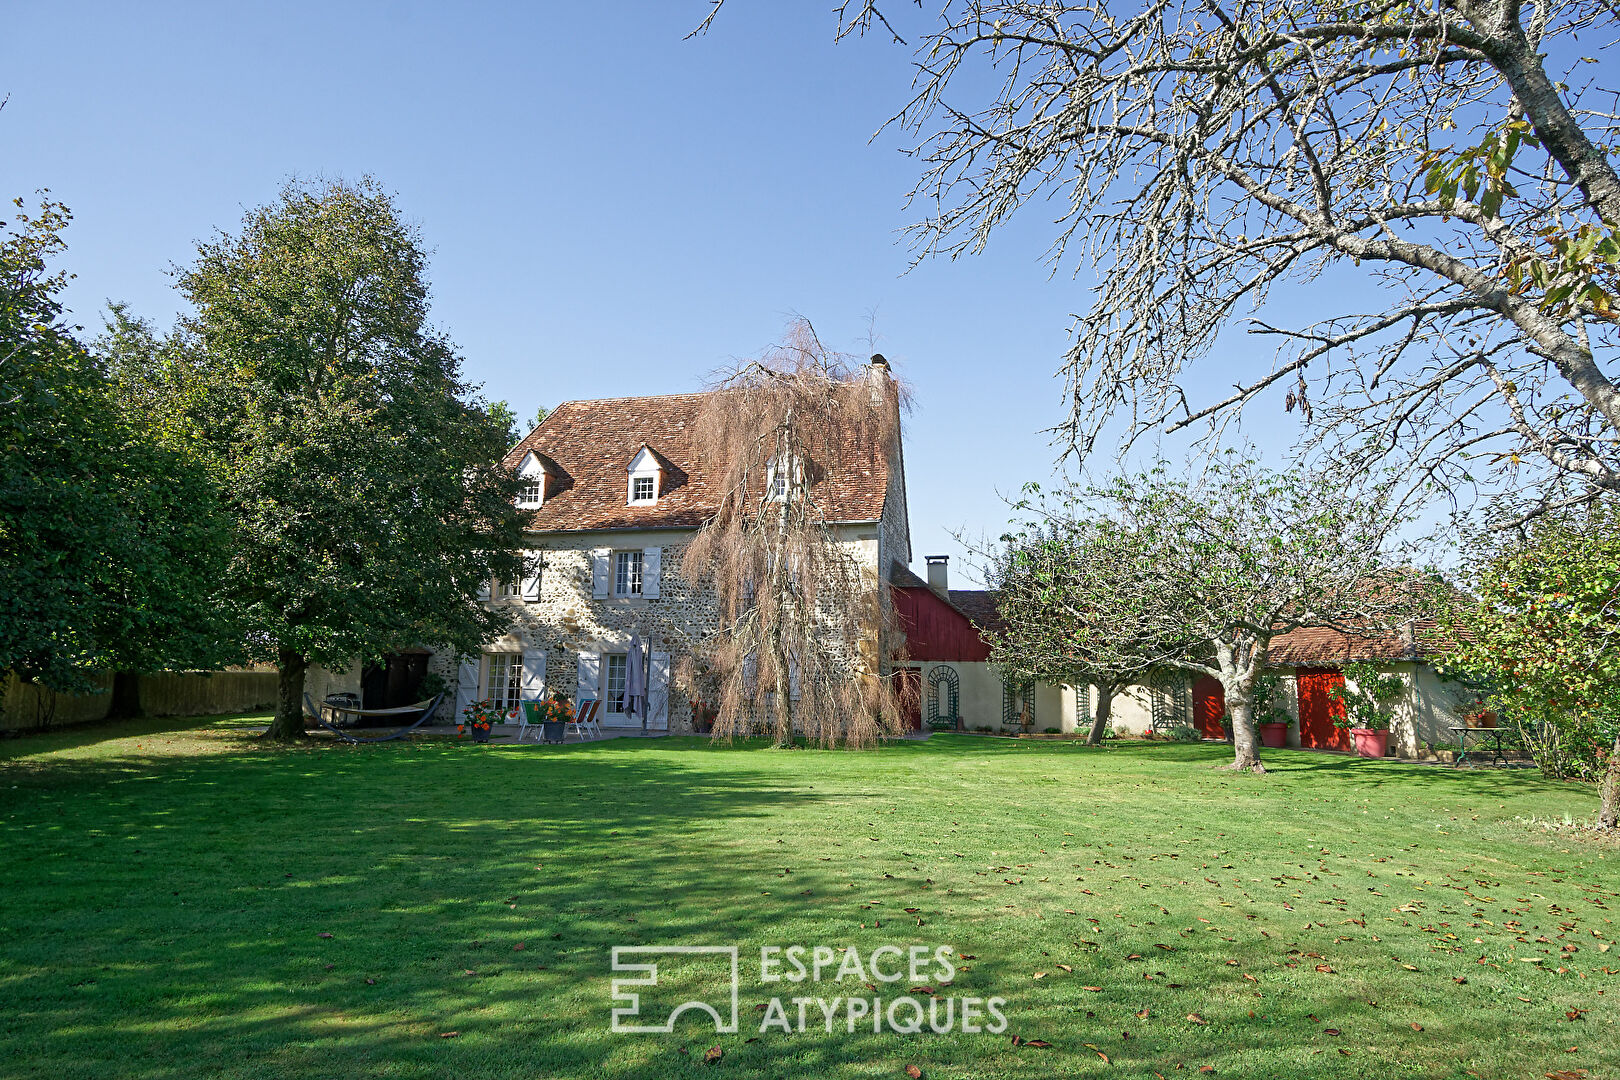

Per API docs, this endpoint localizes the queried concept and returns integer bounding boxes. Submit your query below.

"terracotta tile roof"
[1266,620,1446,667]
[506,391,893,533]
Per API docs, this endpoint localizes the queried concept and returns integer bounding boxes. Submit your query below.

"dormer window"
[766,455,801,502]
[627,446,663,506]
[515,452,547,508]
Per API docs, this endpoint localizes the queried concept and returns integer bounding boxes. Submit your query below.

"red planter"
[1259,723,1289,748]
[1350,728,1387,758]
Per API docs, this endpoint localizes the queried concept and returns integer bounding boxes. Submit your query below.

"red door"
[894,669,922,731]
[1296,667,1349,750]
[1192,676,1226,739]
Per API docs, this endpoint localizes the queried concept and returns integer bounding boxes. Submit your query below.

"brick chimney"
[925,554,949,596]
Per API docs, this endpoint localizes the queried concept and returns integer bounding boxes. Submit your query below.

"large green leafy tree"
[175,178,528,740]
[1446,501,1620,828]
[0,198,231,704]
[978,511,1188,744]
[1081,459,1415,772]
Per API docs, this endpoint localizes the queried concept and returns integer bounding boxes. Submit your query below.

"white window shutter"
[521,647,546,701]
[591,549,610,598]
[456,654,480,720]
[642,547,661,598]
[648,651,670,728]
[576,651,600,711]
[521,555,542,601]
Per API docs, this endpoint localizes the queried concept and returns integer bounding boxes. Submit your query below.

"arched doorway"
[926,665,961,730]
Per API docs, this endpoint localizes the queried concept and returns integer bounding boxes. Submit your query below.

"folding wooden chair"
[569,698,603,740]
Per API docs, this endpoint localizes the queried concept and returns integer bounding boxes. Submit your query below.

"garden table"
[1449,725,1511,767]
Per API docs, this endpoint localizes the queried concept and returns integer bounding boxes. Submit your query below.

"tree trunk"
[1599,729,1620,830]
[108,670,145,719]
[1087,685,1113,745]
[1227,696,1265,773]
[266,649,308,741]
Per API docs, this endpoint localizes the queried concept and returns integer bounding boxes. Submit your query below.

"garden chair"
[568,698,602,741]
[517,700,544,743]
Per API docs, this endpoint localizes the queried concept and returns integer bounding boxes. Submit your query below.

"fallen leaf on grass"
[1323,1028,1341,1036]
[438,1032,459,1039]
[1242,974,1258,983]
[1081,986,1103,992]
[1544,1071,1587,1080]
[513,943,525,951]
[1057,964,1073,973]
[1025,1039,1053,1048]
[1033,972,1047,979]
[1199,1066,1216,1073]
[1315,964,1335,974]
[1136,1008,1150,1019]
[318,932,333,939]
[1411,1022,1424,1031]
[905,1066,923,1079]
[703,1046,723,1065]
[1186,1013,1209,1025]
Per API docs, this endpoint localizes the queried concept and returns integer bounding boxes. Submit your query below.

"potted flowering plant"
[1330,663,1405,758]
[460,698,503,743]
[1252,673,1294,748]
[524,694,574,744]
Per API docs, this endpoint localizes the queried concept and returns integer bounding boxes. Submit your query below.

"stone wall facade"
[440,522,892,733]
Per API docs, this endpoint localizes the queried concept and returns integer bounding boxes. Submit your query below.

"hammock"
[302,691,445,744]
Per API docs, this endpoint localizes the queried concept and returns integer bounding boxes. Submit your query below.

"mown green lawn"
[1,718,1615,1080]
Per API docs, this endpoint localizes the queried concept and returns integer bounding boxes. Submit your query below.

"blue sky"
[2,2,1322,582]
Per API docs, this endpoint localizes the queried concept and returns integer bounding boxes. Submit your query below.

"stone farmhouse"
[442,358,911,732]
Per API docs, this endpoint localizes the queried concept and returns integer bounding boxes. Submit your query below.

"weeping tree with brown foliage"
[678,321,910,748]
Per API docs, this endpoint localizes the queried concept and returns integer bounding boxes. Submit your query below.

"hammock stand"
[303,691,445,744]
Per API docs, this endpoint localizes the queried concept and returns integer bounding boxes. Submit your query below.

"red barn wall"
[892,586,991,662]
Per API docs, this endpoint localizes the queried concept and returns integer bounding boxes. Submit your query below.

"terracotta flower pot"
[1350,728,1387,758]
[1259,722,1289,748]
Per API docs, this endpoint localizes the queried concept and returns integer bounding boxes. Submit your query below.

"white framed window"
[766,455,800,502]
[484,653,522,711]
[604,652,628,714]
[498,577,521,598]
[515,452,546,508]
[614,550,644,596]
[631,474,656,503]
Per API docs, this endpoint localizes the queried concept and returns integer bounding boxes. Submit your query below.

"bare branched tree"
[701,1,1620,522]
[677,320,910,747]
[879,0,1620,522]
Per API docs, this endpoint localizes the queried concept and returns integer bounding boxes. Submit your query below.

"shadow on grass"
[0,718,1606,1080]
